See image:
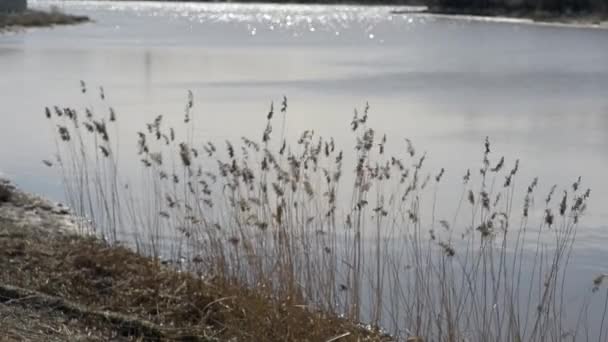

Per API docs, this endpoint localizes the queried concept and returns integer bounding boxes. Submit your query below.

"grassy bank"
[0,9,89,31]
[0,181,389,341]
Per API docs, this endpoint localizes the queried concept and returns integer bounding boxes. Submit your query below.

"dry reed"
[43,83,607,341]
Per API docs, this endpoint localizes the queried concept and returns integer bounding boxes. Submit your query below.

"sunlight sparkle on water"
[33,0,424,40]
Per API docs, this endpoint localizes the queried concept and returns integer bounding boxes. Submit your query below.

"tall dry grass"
[44,82,607,341]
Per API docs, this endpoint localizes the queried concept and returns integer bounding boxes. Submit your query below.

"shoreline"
[21,0,608,31]
[392,7,608,29]
[0,179,392,341]
[0,9,89,32]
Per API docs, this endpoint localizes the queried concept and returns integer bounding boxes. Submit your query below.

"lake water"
[2,0,608,338]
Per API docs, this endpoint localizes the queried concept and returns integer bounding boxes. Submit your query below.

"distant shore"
[0,9,89,31]
[390,6,608,28]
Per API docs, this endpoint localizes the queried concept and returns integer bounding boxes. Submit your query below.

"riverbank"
[396,7,608,28]
[0,9,89,31]
[0,179,391,341]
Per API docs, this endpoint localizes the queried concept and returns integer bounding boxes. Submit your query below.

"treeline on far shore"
[428,0,607,15]
[101,0,606,17]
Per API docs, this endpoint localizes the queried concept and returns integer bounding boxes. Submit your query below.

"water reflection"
[144,50,151,92]
[1,1,607,221]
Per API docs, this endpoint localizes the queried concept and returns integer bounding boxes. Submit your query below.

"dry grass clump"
[0,218,389,341]
[42,83,607,340]
[0,302,119,342]
[0,9,88,30]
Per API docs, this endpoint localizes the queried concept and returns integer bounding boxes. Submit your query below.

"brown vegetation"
[0,203,389,341]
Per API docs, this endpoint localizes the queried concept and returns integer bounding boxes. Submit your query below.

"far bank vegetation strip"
[422,0,608,25]
[0,8,89,31]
